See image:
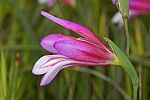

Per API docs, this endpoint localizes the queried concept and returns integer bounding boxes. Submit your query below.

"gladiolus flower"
[111,0,150,26]
[38,0,75,8]
[32,11,119,86]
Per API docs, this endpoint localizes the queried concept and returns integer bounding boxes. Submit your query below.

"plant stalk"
[123,17,130,54]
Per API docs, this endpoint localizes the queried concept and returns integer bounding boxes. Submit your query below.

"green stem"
[123,17,133,98]
[123,17,130,54]
[123,17,138,100]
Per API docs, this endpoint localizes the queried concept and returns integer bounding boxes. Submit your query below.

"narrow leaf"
[104,37,139,100]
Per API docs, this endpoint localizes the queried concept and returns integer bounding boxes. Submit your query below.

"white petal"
[33,55,110,86]
[40,60,76,86]
[32,55,67,75]
[39,58,108,86]
[111,10,139,27]
[38,0,48,4]
[111,12,123,27]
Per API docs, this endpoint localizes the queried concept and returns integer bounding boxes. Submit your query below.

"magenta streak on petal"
[40,11,109,51]
[39,58,64,68]
[77,37,111,53]
[40,34,72,53]
[54,38,113,63]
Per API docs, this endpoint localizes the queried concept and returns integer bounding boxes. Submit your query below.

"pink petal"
[130,0,150,14]
[40,33,72,53]
[47,0,57,7]
[112,0,116,5]
[60,0,75,6]
[40,11,108,49]
[54,38,113,63]
[112,0,150,15]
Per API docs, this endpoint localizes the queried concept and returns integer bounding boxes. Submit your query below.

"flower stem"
[123,17,130,54]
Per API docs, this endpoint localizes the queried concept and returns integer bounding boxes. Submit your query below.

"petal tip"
[40,75,49,86]
[40,81,47,86]
[40,38,45,47]
[41,11,52,18]
[32,68,38,75]
[32,68,36,74]
[40,37,50,51]
[41,11,46,16]
[32,65,41,75]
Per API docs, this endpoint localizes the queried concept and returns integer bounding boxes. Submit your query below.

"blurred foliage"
[0,0,150,100]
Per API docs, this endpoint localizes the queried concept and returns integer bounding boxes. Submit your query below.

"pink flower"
[32,11,119,86]
[60,0,75,7]
[38,0,75,8]
[111,0,150,26]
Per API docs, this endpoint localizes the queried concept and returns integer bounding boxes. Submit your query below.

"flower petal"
[40,34,72,53]
[111,11,138,27]
[54,38,113,63]
[40,60,74,86]
[40,11,107,47]
[33,54,114,86]
[60,0,75,7]
[111,12,123,27]
[39,56,114,86]
[47,0,57,7]
[130,0,150,13]
[40,62,62,86]
[32,55,67,75]
[112,0,116,5]
[38,0,47,4]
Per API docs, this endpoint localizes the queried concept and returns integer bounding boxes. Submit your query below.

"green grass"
[0,0,150,100]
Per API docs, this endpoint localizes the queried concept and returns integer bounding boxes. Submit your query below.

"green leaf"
[104,37,139,100]
[0,50,7,100]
